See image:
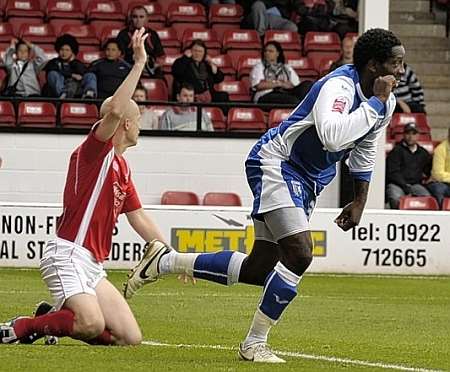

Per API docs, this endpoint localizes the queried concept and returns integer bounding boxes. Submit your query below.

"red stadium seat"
[285,53,318,80]
[389,113,431,137]
[60,103,98,128]
[318,55,337,76]
[209,54,235,76]
[171,23,206,40]
[8,17,43,35]
[0,68,7,89]
[148,105,170,124]
[19,24,56,44]
[167,3,206,25]
[203,107,226,131]
[417,140,435,154]
[86,0,124,21]
[236,52,261,79]
[161,191,200,205]
[5,0,43,18]
[264,30,301,52]
[182,28,221,54]
[47,0,84,19]
[0,101,16,127]
[399,196,439,211]
[17,102,56,128]
[157,0,188,14]
[49,19,83,34]
[303,32,341,53]
[442,198,450,211]
[161,53,182,74]
[156,28,181,50]
[60,24,99,45]
[140,78,168,101]
[307,51,340,72]
[99,24,123,44]
[227,107,266,132]
[269,108,291,128]
[209,4,243,26]
[203,192,242,206]
[215,80,251,102]
[78,50,103,64]
[0,23,14,43]
[40,45,59,60]
[222,29,261,53]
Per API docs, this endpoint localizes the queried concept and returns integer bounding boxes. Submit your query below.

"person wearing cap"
[386,122,432,209]
[427,128,450,208]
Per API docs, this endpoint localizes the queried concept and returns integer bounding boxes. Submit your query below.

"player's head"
[104,38,122,61]
[177,82,195,103]
[55,34,79,61]
[263,41,285,64]
[100,97,141,148]
[16,39,30,61]
[353,28,405,81]
[129,5,149,30]
[132,86,147,114]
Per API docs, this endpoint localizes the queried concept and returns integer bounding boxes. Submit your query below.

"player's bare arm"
[95,28,148,142]
[126,208,165,243]
[335,180,369,231]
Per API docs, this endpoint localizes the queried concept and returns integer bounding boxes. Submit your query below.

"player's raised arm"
[95,28,148,142]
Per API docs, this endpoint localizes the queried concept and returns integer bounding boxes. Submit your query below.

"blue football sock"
[193,251,246,285]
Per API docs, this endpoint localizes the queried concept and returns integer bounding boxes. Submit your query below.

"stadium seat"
[161,191,200,205]
[19,24,56,44]
[99,24,123,44]
[156,28,181,50]
[307,51,340,72]
[269,108,291,128]
[182,28,221,55]
[47,0,84,19]
[5,0,43,18]
[417,140,435,154]
[236,52,261,79]
[0,23,14,43]
[203,107,226,131]
[264,30,301,52]
[49,19,84,34]
[285,53,318,80]
[318,56,337,76]
[140,78,168,101]
[60,103,98,128]
[0,68,7,88]
[222,29,261,54]
[203,192,242,206]
[389,113,431,137]
[303,32,341,54]
[40,45,59,60]
[60,24,99,45]
[167,3,207,25]
[157,0,188,14]
[86,0,124,21]
[17,102,56,128]
[78,50,103,65]
[8,17,43,35]
[442,198,450,211]
[227,107,266,132]
[215,80,251,102]
[208,4,243,27]
[161,53,182,74]
[209,54,235,76]
[0,101,16,127]
[399,196,439,211]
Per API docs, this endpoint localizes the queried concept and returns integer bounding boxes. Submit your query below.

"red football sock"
[14,309,75,339]
[86,329,114,345]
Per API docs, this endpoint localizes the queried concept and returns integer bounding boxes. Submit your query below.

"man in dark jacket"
[117,4,164,78]
[386,122,432,209]
[87,38,131,99]
[44,34,96,98]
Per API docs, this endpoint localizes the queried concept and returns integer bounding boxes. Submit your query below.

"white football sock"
[158,251,199,275]
[242,309,274,348]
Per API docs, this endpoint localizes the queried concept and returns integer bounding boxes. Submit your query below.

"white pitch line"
[142,340,442,372]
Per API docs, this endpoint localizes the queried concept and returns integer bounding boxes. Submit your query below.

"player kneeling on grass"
[0,28,166,346]
[123,28,405,362]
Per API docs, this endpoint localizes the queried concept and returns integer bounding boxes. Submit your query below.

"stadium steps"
[390,0,450,141]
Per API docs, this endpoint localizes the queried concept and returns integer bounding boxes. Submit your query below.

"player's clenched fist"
[132,27,148,65]
[373,75,397,102]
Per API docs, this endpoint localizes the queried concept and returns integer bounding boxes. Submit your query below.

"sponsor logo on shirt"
[332,97,347,113]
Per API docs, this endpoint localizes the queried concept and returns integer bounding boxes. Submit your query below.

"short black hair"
[103,38,122,52]
[263,41,285,64]
[179,82,195,92]
[353,28,402,72]
[55,34,79,55]
[187,39,207,58]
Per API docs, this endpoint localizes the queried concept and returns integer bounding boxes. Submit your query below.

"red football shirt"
[56,128,142,262]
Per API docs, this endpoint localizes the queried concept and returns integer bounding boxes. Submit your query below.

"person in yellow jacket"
[428,129,450,207]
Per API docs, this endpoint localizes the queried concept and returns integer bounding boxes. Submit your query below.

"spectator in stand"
[393,63,426,113]
[172,39,228,103]
[427,129,450,208]
[3,38,47,97]
[386,123,432,209]
[202,0,235,4]
[329,35,356,71]
[331,0,359,39]
[297,0,335,36]
[132,86,159,130]
[117,5,164,79]
[246,0,298,37]
[87,38,131,99]
[160,82,214,131]
[44,34,96,99]
[250,41,312,104]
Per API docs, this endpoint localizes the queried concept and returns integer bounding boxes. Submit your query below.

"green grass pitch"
[0,269,449,371]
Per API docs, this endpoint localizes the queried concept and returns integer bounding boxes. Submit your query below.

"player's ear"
[124,118,131,130]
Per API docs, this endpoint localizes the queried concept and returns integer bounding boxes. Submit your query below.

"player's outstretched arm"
[95,28,148,142]
[126,208,166,243]
[334,180,369,232]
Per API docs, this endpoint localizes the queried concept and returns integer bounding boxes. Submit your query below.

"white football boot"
[238,342,286,363]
